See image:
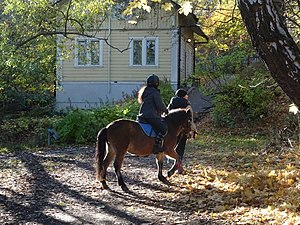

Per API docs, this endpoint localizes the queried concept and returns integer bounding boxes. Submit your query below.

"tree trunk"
[238,0,300,108]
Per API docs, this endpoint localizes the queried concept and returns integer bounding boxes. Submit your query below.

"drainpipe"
[193,40,196,73]
[177,27,181,89]
[108,16,112,94]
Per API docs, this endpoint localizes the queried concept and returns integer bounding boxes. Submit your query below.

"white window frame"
[74,37,103,67]
[129,37,159,67]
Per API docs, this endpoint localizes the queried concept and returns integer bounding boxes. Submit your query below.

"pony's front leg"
[166,151,181,177]
[156,153,171,185]
[167,159,179,177]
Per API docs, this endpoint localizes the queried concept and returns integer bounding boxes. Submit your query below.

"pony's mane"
[168,108,187,115]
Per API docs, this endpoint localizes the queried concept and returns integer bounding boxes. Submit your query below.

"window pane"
[146,40,155,65]
[78,40,87,65]
[90,40,100,65]
[133,40,142,65]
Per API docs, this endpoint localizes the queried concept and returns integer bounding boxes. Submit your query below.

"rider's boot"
[177,158,185,174]
[153,133,167,154]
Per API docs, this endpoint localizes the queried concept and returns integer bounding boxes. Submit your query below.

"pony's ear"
[187,109,192,120]
[185,105,193,118]
[185,105,197,137]
[186,105,192,111]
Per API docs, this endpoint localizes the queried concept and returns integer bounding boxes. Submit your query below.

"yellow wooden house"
[56,3,207,109]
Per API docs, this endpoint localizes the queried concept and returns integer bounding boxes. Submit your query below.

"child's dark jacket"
[137,86,168,120]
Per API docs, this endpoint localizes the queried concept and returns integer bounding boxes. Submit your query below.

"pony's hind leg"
[156,154,171,185]
[100,148,115,189]
[113,153,128,192]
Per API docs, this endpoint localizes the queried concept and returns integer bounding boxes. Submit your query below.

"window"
[75,37,103,66]
[130,37,158,66]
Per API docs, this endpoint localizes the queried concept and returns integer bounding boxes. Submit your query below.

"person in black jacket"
[167,88,190,173]
[137,74,168,154]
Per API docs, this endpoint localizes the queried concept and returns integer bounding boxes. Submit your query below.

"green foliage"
[0,114,60,151]
[55,100,140,144]
[189,0,276,127]
[194,0,254,85]
[0,0,116,113]
[0,1,57,112]
[195,48,251,84]
[212,65,274,127]
[56,105,126,144]
[159,80,175,104]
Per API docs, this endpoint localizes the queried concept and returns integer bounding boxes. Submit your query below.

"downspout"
[193,40,196,73]
[177,27,181,89]
[107,16,112,94]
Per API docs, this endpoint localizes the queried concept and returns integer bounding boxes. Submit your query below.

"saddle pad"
[138,123,157,137]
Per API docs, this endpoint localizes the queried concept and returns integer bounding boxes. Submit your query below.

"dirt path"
[0,147,228,225]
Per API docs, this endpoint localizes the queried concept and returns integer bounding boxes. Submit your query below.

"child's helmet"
[146,74,159,88]
[175,89,188,98]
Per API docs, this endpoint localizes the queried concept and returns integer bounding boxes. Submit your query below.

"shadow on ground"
[0,147,229,225]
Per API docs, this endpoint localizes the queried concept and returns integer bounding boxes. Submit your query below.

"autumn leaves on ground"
[170,116,300,224]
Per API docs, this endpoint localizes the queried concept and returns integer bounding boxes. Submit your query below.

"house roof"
[172,1,208,42]
[190,24,208,42]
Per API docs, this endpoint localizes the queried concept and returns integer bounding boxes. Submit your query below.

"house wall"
[179,29,195,84]
[60,30,175,82]
[56,7,197,110]
[56,28,178,110]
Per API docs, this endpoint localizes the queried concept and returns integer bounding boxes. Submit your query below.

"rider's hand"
[162,112,168,117]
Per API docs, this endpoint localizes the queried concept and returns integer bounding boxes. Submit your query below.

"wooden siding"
[108,6,178,30]
[61,29,174,82]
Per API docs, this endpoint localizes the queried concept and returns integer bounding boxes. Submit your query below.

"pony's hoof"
[101,181,109,190]
[177,166,185,174]
[159,176,171,185]
[121,185,130,192]
[167,170,175,177]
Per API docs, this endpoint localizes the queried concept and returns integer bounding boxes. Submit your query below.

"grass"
[193,130,267,151]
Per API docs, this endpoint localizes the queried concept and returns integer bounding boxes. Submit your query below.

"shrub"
[160,80,175,105]
[55,104,130,144]
[212,70,274,127]
[0,114,60,150]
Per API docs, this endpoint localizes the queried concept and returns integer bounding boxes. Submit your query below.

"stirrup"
[153,144,167,154]
[153,133,166,154]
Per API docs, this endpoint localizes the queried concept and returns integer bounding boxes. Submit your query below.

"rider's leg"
[175,134,187,174]
[153,132,167,153]
[147,118,167,154]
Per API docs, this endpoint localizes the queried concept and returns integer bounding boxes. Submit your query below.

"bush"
[159,80,175,105]
[55,103,139,144]
[0,114,60,151]
[212,69,274,127]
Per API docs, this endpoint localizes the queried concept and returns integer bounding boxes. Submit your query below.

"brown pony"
[95,108,192,192]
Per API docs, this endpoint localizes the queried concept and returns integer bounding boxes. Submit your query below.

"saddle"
[138,122,157,137]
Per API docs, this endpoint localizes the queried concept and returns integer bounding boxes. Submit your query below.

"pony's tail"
[95,127,107,180]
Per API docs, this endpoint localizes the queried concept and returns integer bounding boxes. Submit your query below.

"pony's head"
[165,108,193,136]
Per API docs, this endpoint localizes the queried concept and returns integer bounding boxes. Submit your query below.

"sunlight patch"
[53,212,77,223]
